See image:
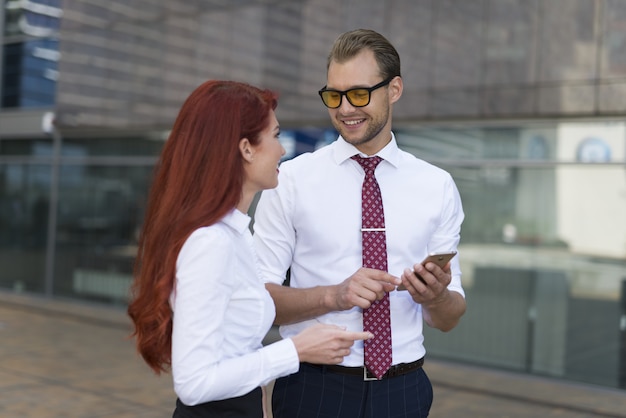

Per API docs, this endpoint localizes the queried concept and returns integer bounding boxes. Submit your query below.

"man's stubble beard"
[333,102,390,148]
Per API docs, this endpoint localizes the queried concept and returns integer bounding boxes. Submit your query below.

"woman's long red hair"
[128,80,278,374]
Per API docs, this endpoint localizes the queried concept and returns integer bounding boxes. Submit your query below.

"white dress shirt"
[253,134,465,367]
[170,209,299,406]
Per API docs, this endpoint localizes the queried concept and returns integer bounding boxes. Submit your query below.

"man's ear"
[389,76,403,104]
[239,138,254,162]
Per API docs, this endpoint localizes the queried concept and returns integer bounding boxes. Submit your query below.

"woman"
[128,80,371,417]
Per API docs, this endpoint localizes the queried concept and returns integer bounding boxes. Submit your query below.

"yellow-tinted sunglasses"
[318,77,394,109]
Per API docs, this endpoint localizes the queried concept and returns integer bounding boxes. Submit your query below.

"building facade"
[1,0,625,389]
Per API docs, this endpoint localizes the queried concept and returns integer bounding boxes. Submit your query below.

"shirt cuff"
[260,337,300,384]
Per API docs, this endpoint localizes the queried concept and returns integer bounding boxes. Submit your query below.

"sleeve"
[429,174,465,297]
[171,229,300,406]
[253,168,297,285]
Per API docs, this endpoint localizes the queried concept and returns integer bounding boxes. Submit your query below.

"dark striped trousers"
[272,363,433,418]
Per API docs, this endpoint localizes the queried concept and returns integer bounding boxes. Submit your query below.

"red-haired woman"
[127,80,371,417]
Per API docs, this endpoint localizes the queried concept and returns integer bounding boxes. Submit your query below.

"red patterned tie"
[352,155,392,380]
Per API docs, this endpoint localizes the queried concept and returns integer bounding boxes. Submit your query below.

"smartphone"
[397,251,457,291]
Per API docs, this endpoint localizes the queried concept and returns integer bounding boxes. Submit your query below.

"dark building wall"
[54,0,626,131]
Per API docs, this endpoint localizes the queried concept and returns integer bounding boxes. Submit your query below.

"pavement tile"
[2,291,626,418]
[0,370,39,388]
[0,299,174,417]
[431,389,599,418]
[0,383,169,418]
[426,359,626,417]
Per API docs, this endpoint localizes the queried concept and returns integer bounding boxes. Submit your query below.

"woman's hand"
[291,323,372,364]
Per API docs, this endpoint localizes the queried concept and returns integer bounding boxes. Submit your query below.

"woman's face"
[245,110,285,192]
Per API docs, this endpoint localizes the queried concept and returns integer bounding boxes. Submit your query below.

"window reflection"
[396,122,626,388]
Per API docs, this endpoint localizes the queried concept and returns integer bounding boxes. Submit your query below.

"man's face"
[325,49,400,155]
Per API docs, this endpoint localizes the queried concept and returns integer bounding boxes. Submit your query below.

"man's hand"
[400,261,451,304]
[266,269,399,326]
[399,262,466,331]
[330,268,400,311]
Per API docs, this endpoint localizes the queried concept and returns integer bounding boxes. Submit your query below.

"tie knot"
[351,155,383,173]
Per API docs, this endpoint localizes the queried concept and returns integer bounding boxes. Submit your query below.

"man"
[253,29,466,418]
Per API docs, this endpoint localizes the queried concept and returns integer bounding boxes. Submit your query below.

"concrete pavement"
[1,291,626,418]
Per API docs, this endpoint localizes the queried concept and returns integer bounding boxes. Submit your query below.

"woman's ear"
[239,138,254,163]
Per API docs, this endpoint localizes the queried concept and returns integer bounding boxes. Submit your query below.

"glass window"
[396,122,626,388]
[53,163,153,304]
[61,136,166,157]
[0,139,54,156]
[2,0,61,108]
[0,163,50,293]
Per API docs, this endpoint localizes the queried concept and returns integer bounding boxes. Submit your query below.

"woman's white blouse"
[169,209,299,406]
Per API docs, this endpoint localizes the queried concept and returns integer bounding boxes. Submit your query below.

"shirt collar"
[222,208,252,234]
[333,132,401,168]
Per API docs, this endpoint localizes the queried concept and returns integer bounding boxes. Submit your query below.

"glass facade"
[1,0,61,108]
[398,122,626,388]
[53,163,154,303]
[0,160,49,293]
[0,135,161,303]
[2,38,58,107]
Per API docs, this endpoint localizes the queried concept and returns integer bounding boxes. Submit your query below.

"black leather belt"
[304,357,424,381]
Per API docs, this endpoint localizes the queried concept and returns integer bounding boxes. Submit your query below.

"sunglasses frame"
[318,76,395,109]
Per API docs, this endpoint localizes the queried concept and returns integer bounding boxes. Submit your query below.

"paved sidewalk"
[1,291,626,417]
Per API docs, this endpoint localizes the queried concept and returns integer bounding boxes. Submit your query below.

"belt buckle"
[363,367,380,381]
